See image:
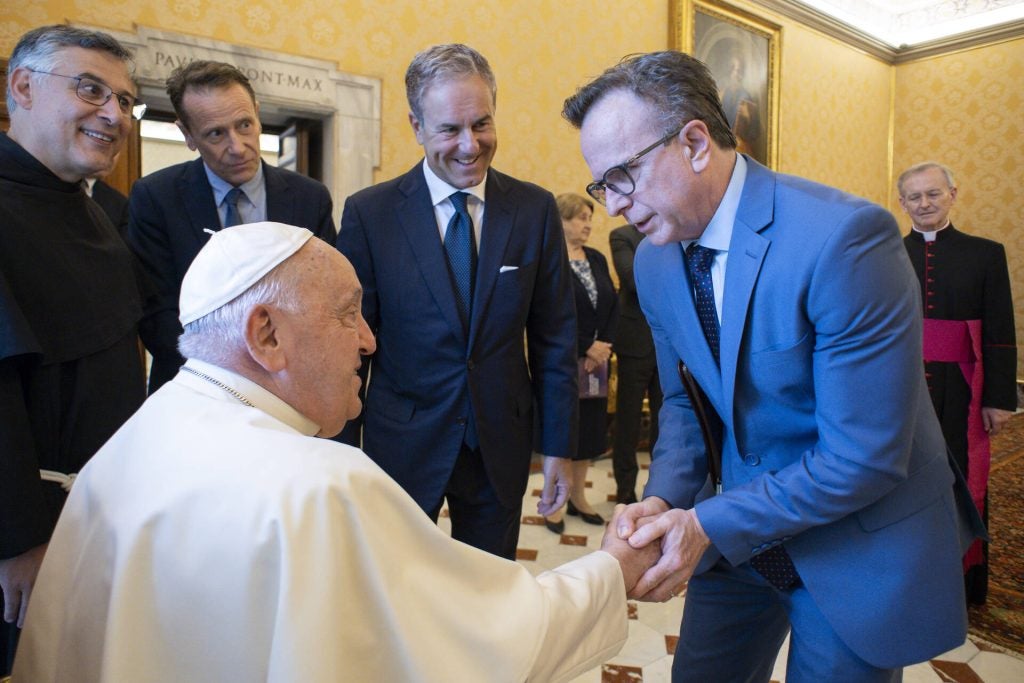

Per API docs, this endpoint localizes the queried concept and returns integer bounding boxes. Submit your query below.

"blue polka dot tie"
[684,242,799,590]
[223,187,244,228]
[684,243,720,363]
[444,192,476,328]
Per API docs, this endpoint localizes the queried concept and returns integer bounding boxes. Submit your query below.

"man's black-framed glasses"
[586,125,683,206]
[30,69,147,120]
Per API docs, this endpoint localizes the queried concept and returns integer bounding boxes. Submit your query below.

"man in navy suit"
[127,61,335,393]
[564,51,983,681]
[337,44,577,559]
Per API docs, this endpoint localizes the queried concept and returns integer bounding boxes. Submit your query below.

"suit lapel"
[396,167,468,346]
[180,159,221,237]
[720,157,774,415]
[263,163,294,223]
[468,170,514,349]
[655,242,724,409]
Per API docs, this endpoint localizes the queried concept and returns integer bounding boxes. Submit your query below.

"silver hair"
[177,255,301,368]
[897,161,956,196]
[6,24,135,113]
[405,43,496,124]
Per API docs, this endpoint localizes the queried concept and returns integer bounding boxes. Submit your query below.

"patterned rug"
[967,412,1024,655]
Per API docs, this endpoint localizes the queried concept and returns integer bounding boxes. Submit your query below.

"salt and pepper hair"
[562,51,737,150]
[166,60,257,131]
[405,43,497,123]
[897,161,956,196]
[177,252,302,369]
[555,192,594,222]
[6,24,135,113]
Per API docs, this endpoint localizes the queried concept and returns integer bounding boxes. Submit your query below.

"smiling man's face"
[409,74,497,189]
[10,46,135,182]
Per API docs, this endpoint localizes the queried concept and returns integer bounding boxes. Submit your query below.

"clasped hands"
[601,498,710,602]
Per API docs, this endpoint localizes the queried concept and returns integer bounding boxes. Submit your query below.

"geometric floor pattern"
[443,453,1024,682]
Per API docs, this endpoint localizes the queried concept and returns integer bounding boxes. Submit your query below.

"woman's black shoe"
[567,500,605,525]
[544,518,565,534]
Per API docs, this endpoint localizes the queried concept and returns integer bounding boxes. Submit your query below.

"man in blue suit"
[337,44,577,559]
[127,61,335,394]
[563,51,983,681]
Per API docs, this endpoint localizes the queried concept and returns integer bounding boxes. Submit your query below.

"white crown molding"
[753,0,1024,62]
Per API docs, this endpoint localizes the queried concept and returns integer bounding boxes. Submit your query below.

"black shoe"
[544,518,565,534]
[567,500,605,525]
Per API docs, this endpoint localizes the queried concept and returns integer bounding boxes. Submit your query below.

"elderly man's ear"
[245,304,287,372]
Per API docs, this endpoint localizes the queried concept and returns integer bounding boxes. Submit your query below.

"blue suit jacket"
[127,159,335,392]
[337,163,578,510]
[637,157,982,668]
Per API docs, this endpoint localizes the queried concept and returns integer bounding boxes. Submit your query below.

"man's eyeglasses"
[586,125,683,206]
[30,69,147,120]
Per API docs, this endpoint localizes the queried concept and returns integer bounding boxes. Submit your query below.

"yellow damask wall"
[1,0,668,259]
[893,37,1024,371]
[4,2,1021,368]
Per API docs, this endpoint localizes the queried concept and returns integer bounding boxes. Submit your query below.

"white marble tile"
[641,654,675,682]
[613,620,673,668]
[969,650,1024,682]
[902,661,945,683]
[633,596,685,636]
[937,638,981,663]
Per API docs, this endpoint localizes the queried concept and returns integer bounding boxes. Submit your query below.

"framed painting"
[671,0,781,168]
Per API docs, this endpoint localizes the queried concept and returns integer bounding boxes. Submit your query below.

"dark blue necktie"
[223,187,244,228]
[685,243,720,363]
[684,243,798,590]
[445,192,476,327]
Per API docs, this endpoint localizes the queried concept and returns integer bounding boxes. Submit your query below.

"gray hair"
[562,51,736,150]
[6,24,135,113]
[405,43,496,124]
[897,161,956,196]
[177,253,302,367]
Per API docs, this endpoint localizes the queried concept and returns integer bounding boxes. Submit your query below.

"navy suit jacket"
[127,159,335,392]
[337,163,578,510]
[637,157,984,668]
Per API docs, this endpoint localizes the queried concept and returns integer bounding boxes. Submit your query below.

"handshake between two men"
[602,498,711,602]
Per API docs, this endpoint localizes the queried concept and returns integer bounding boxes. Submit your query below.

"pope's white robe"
[14,360,628,683]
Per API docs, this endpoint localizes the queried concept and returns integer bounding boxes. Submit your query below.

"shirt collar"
[205,161,265,206]
[180,358,320,436]
[685,152,746,252]
[421,158,487,207]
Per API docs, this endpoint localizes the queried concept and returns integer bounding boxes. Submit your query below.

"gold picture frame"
[671,0,781,168]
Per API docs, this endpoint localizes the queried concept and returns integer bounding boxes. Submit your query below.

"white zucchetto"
[179,222,313,325]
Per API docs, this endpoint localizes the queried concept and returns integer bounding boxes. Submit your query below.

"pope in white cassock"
[13,222,658,683]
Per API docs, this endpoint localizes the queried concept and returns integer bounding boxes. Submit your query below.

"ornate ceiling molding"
[753,0,1024,63]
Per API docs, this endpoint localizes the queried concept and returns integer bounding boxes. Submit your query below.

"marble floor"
[445,453,1024,683]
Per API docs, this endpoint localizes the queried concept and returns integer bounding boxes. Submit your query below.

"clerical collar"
[178,359,320,436]
[912,220,951,243]
[422,158,486,208]
[683,152,746,252]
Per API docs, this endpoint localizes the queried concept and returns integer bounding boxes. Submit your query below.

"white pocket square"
[499,265,519,273]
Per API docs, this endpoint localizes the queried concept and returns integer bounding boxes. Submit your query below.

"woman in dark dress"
[544,193,619,533]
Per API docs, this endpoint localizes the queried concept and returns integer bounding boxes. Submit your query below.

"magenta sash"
[922,318,987,568]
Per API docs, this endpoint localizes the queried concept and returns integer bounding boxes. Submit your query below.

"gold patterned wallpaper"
[4,1,1021,371]
[0,0,668,264]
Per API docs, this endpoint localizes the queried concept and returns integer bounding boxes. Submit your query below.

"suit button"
[467,360,475,370]
[456,416,467,425]
[743,453,760,466]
